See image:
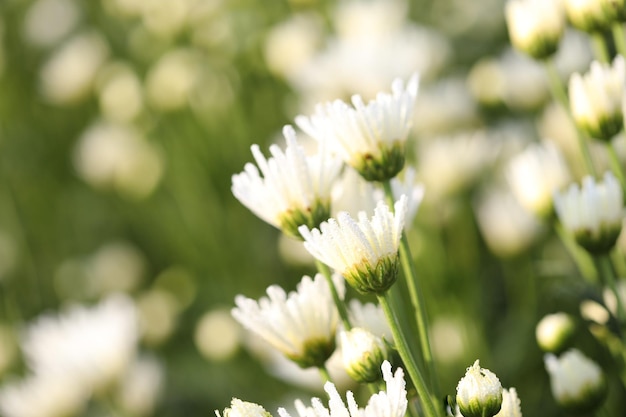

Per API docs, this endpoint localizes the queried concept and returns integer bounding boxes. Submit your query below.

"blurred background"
[0,0,624,416]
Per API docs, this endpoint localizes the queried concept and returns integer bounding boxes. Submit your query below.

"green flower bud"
[456,360,503,417]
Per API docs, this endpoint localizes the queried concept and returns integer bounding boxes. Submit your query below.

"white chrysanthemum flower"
[216,398,272,417]
[299,196,407,294]
[495,388,523,417]
[278,360,407,417]
[232,273,343,368]
[544,349,607,414]
[506,141,571,218]
[21,294,139,392]
[564,0,614,32]
[115,354,164,417]
[569,56,626,141]
[232,125,342,238]
[456,360,503,417]
[505,0,565,59]
[340,327,388,383]
[0,372,90,417]
[553,171,624,254]
[535,312,576,353]
[296,74,419,182]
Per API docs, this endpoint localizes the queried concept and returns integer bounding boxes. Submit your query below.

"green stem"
[592,32,611,63]
[594,254,626,331]
[612,23,626,58]
[544,59,597,177]
[319,365,332,384]
[315,259,352,330]
[381,180,439,400]
[554,223,597,283]
[378,293,439,417]
[607,141,626,194]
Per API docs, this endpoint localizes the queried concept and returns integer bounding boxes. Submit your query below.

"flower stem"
[612,23,626,58]
[544,59,597,177]
[319,365,332,384]
[607,141,626,194]
[315,259,352,330]
[378,293,439,417]
[382,181,439,399]
[592,32,611,63]
[594,254,626,331]
[554,223,597,283]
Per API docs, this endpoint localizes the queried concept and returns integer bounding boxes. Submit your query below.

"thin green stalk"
[594,254,626,330]
[592,32,611,63]
[612,23,626,58]
[554,223,597,283]
[315,259,352,330]
[382,181,439,399]
[607,142,626,194]
[544,59,597,177]
[319,365,332,384]
[378,293,439,417]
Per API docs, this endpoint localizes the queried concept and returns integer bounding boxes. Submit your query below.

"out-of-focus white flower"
[331,167,424,228]
[580,299,611,324]
[505,0,565,59]
[290,0,448,108]
[564,0,613,32]
[23,0,80,48]
[39,31,109,105]
[195,308,241,361]
[0,372,89,417]
[145,48,202,111]
[456,360,503,417]
[544,349,607,413]
[116,354,164,417]
[73,121,163,199]
[603,280,626,317]
[535,312,576,353]
[413,77,479,136]
[348,299,392,341]
[97,62,144,122]
[569,56,626,141]
[22,294,139,392]
[232,274,343,368]
[418,132,498,201]
[278,360,407,417]
[495,388,523,417]
[299,197,407,295]
[264,13,323,81]
[296,74,418,182]
[217,399,272,417]
[84,241,146,297]
[340,328,388,383]
[553,171,624,254]
[136,288,180,346]
[506,141,571,218]
[231,125,342,238]
[141,0,191,38]
[553,29,594,81]
[474,186,545,258]
[429,316,466,364]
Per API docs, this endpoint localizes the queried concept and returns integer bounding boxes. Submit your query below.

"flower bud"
[535,312,576,353]
[553,172,623,255]
[544,349,607,414]
[217,399,273,417]
[505,0,566,60]
[340,327,388,383]
[456,360,503,417]
[564,0,614,32]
